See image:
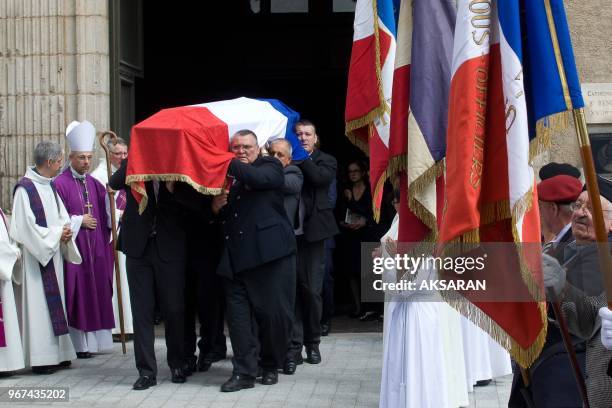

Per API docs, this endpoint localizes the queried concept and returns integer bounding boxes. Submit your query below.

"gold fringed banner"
[126,173,224,214]
[441,290,548,369]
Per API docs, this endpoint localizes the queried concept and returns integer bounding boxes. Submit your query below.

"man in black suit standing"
[214,130,296,392]
[284,120,339,374]
[109,161,194,390]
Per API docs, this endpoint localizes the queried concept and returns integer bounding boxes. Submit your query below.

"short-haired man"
[538,174,583,258]
[542,186,612,408]
[11,141,81,374]
[284,120,339,374]
[268,138,303,230]
[214,130,296,391]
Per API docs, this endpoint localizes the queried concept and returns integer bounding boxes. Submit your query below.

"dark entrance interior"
[111,1,364,166]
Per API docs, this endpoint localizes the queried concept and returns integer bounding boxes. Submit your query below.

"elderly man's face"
[296,125,317,154]
[571,191,612,242]
[231,134,260,164]
[110,144,128,168]
[70,151,93,175]
[268,142,291,167]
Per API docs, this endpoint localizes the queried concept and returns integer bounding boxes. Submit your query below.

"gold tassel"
[408,160,445,199]
[530,110,571,162]
[480,200,512,226]
[126,173,224,214]
[441,291,547,368]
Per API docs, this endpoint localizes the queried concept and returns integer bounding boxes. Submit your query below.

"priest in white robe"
[460,315,513,391]
[10,141,82,374]
[379,206,468,408]
[0,208,25,376]
[90,137,133,337]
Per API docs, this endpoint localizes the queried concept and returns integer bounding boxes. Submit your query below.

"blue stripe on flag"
[259,99,308,161]
[497,0,522,62]
[377,0,399,37]
[523,0,584,137]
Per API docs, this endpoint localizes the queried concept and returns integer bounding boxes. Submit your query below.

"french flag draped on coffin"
[126,97,306,212]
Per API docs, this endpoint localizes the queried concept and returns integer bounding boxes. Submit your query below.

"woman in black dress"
[337,160,379,319]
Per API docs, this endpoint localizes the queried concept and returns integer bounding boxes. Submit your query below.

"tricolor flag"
[388,0,455,243]
[127,97,306,212]
[439,0,584,367]
[345,0,398,217]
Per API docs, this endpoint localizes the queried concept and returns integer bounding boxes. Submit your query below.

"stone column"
[0,0,110,209]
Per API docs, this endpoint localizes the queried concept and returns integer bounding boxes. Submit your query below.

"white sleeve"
[70,215,83,237]
[58,196,82,265]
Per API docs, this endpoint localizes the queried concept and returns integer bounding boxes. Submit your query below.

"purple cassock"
[54,167,115,332]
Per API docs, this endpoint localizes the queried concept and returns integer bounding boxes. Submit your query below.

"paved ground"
[0,332,511,407]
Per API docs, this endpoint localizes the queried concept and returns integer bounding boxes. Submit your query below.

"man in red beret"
[537,174,583,258]
[509,174,585,407]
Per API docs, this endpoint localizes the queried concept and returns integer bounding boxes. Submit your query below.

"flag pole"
[99,131,127,354]
[572,108,612,308]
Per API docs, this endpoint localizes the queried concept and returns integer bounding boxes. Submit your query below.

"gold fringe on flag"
[441,290,548,368]
[126,173,224,214]
[371,154,408,222]
[529,110,572,162]
[407,160,445,199]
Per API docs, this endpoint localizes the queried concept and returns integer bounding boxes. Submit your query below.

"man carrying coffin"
[11,141,82,374]
[214,130,296,391]
[54,121,115,357]
[90,137,133,339]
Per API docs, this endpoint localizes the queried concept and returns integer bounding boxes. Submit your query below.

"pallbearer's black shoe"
[182,356,197,376]
[76,351,93,359]
[305,345,321,364]
[133,375,156,390]
[283,359,297,375]
[220,374,255,392]
[321,322,331,336]
[171,368,187,383]
[32,365,57,375]
[261,370,278,385]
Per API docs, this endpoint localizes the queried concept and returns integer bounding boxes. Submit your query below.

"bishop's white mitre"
[66,120,96,152]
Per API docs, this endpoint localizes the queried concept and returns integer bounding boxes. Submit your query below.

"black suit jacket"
[217,157,297,278]
[297,149,339,242]
[109,159,193,262]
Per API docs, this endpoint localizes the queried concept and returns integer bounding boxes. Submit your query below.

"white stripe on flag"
[451,0,499,78]
[194,97,288,146]
[498,14,533,240]
[353,0,375,41]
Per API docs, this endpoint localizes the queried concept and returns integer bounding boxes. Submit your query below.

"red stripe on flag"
[345,31,393,124]
[389,64,410,159]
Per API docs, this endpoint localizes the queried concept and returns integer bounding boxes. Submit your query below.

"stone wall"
[534,0,612,173]
[0,0,110,209]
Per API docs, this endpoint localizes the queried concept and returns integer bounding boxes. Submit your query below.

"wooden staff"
[100,131,127,354]
[573,108,612,309]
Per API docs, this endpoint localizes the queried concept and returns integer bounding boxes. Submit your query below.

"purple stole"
[13,178,69,337]
[0,209,7,347]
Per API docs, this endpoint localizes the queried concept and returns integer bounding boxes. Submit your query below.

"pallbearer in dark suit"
[285,120,339,374]
[214,130,296,392]
[109,160,197,390]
